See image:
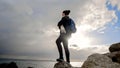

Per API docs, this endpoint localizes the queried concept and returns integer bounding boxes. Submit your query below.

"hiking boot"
[56,58,64,62]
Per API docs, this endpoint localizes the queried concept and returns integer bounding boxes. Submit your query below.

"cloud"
[77,0,117,32]
[0,0,118,63]
[68,0,117,48]
[109,0,120,10]
[0,0,90,58]
[70,44,109,62]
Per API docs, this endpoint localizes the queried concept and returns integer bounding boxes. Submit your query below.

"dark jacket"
[57,16,71,33]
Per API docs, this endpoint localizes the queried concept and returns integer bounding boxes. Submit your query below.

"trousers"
[56,33,71,63]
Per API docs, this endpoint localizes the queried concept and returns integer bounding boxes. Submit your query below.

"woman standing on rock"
[56,10,76,63]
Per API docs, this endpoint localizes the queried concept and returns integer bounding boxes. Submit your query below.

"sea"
[0,59,82,68]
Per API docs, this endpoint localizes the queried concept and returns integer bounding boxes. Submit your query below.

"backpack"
[66,19,77,33]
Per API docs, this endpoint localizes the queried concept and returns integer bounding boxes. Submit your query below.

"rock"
[28,67,33,68]
[104,51,120,63]
[116,53,120,63]
[81,53,120,68]
[53,61,81,68]
[0,63,8,68]
[109,43,120,52]
[54,61,72,68]
[0,62,18,68]
[6,62,18,68]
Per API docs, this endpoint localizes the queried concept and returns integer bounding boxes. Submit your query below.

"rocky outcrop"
[0,62,18,68]
[28,67,33,68]
[0,63,8,68]
[81,42,120,68]
[54,61,80,68]
[107,42,120,63]
[109,43,120,52]
[81,53,120,68]
[105,51,120,63]
[54,61,72,68]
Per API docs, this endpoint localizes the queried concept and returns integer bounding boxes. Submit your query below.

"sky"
[0,0,120,63]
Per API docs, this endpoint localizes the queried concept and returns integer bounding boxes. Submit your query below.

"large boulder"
[6,62,18,68]
[0,63,8,68]
[54,61,72,68]
[105,51,120,63]
[0,62,18,68]
[109,43,120,52]
[81,53,120,68]
[53,61,81,68]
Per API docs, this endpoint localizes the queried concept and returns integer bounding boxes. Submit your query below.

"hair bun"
[63,10,70,15]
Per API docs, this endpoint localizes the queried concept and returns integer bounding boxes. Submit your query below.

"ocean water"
[0,59,82,68]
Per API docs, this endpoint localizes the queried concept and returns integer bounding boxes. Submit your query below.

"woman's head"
[62,10,70,16]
